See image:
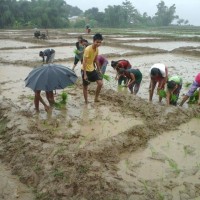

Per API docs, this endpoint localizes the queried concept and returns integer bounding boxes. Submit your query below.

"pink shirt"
[195,73,200,84]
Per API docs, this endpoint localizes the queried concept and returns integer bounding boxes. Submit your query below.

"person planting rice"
[96,55,108,75]
[180,72,200,106]
[119,68,142,95]
[149,63,168,102]
[166,75,183,106]
[111,59,132,86]
[39,49,55,63]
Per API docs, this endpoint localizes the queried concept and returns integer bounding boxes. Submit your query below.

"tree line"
[0,0,189,29]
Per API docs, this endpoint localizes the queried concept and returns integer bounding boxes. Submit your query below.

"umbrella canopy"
[25,64,78,91]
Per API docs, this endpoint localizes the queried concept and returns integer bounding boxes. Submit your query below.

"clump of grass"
[159,90,177,103]
[167,158,180,174]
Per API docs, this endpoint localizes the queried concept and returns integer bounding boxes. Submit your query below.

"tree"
[154,1,179,26]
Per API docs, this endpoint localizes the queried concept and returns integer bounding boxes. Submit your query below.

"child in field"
[180,73,200,106]
[166,75,182,105]
[149,63,168,102]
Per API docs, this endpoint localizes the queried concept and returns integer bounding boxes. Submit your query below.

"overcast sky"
[65,0,200,26]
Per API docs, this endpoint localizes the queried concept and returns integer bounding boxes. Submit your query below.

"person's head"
[167,80,177,91]
[111,61,118,69]
[93,33,103,47]
[150,68,162,78]
[82,39,89,46]
[39,51,44,57]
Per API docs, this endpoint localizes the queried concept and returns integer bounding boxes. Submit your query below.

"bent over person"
[39,49,55,63]
[149,63,168,102]
[81,33,103,104]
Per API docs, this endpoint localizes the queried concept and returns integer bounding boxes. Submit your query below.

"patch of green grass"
[167,158,180,174]
[188,90,199,104]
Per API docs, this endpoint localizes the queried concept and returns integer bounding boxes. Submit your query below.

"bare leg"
[34,90,49,112]
[46,91,55,106]
[94,80,103,102]
[149,80,156,102]
[180,95,189,106]
[83,85,88,104]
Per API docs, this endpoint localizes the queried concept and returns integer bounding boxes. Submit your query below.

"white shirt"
[150,63,166,77]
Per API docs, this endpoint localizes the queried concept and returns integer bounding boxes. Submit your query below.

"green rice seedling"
[184,82,192,88]
[183,145,195,156]
[54,91,68,109]
[171,94,177,103]
[73,49,79,54]
[167,158,180,174]
[188,90,199,104]
[159,90,166,98]
[102,74,111,81]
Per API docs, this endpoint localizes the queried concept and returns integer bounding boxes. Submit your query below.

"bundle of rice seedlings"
[171,94,177,103]
[102,74,111,81]
[188,90,199,104]
[54,91,68,109]
[184,82,192,88]
[73,49,79,54]
[159,89,166,98]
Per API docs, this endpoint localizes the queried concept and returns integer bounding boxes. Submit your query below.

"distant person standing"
[81,33,103,104]
[39,49,55,63]
[85,24,91,34]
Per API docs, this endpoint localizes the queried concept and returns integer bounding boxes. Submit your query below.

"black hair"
[167,80,176,90]
[111,61,118,68]
[93,33,103,41]
[151,68,162,77]
[39,51,44,57]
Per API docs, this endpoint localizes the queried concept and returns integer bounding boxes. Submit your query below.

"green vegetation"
[158,90,177,103]
[0,0,189,29]
[102,74,111,81]
[167,158,180,174]
[54,91,68,109]
[188,90,199,104]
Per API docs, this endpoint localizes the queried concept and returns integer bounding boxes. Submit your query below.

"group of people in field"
[35,33,200,112]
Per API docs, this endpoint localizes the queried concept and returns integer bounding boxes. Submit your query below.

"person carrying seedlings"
[149,63,168,102]
[166,75,183,106]
[81,33,103,104]
[39,49,55,63]
[72,36,85,71]
[96,55,108,74]
[111,60,132,85]
[180,72,200,106]
[119,68,142,95]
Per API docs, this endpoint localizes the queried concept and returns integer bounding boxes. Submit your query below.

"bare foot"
[94,99,100,102]
[45,106,50,112]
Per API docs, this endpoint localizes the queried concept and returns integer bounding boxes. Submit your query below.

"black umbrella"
[25,64,78,91]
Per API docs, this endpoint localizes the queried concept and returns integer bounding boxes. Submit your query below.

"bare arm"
[127,73,135,86]
[82,56,88,80]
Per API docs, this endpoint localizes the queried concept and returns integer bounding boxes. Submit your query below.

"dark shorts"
[81,70,102,86]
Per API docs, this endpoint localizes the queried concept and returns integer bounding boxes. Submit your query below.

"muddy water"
[117,118,200,199]
[0,161,34,200]
[112,37,161,40]
[124,41,200,51]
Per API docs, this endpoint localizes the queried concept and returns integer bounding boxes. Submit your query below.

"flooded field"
[0,28,200,200]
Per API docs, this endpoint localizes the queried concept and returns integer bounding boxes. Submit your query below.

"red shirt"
[117,60,131,69]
